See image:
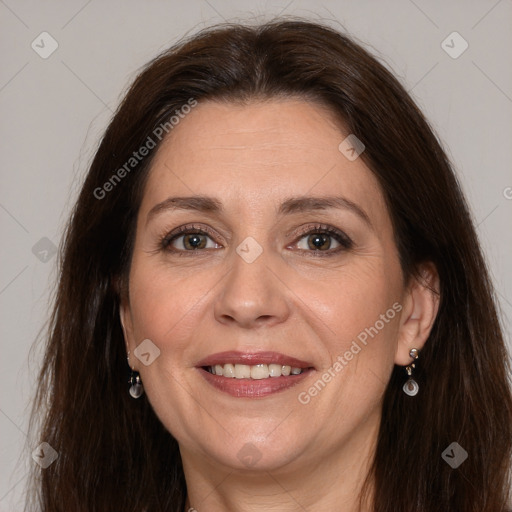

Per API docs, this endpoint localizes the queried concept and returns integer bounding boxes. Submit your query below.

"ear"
[395,262,440,366]
[119,297,140,371]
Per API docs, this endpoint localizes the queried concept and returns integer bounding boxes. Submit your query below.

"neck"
[181,414,378,512]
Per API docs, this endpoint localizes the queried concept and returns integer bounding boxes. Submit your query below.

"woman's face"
[121,98,414,474]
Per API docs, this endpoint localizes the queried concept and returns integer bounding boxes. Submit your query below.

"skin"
[120,98,439,512]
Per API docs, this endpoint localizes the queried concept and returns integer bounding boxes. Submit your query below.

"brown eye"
[161,226,222,252]
[170,232,219,250]
[292,225,353,255]
[181,233,207,250]
[296,232,341,251]
[306,233,333,250]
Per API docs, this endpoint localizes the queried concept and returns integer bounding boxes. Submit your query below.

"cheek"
[306,259,401,348]
[126,262,214,430]
[300,269,401,426]
[127,258,218,360]
[297,257,401,415]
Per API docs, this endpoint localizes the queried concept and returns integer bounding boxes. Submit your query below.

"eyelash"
[159,223,353,257]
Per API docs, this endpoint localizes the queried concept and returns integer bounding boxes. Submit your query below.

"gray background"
[1,0,511,508]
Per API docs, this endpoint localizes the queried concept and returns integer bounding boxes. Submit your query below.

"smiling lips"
[196,351,314,398]
[208,363,303,378]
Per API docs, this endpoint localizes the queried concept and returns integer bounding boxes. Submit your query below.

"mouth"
[205,363,306,378]
[196,351,315,398]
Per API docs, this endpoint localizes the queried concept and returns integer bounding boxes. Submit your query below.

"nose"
[213,248,291,329]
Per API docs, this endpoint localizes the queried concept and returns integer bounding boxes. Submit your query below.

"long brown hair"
[28,19,512,511]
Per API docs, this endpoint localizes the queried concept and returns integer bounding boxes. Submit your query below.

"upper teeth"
[209,363,304,379]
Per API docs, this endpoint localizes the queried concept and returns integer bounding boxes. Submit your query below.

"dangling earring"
[127,352,144,399]
[129,372,144,399]
[402,348,419,396]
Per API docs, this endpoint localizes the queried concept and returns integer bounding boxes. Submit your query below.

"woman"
[28,19,512,511]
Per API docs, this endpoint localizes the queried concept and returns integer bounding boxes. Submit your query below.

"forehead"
[140,98,388,225]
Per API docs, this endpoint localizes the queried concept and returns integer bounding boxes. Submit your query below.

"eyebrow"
[146,195,373,229]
